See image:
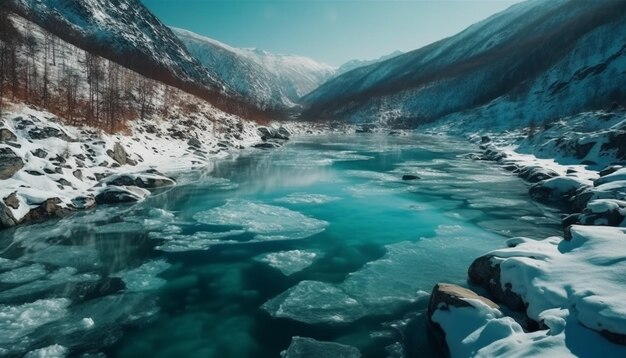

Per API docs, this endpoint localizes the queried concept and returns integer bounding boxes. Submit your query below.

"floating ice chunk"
[154,230,246,252]
[265,231,502,324]
[194,200,328,241]
[256,250,321,276]
[81,317,95,329]
[0,267,99,303]
[281,337,361,358]
[0,264,47,284]
[113,260,170,292]
[275,193,341,205]
[24,344,68,358]
[0,298,70,345]
[262,281,366,324]
[0,257,26,271]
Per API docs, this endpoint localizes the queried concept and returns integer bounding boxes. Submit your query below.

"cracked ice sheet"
[264,227,502,324]
[194,200,328,242]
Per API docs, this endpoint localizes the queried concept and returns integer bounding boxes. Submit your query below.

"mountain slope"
[301,0,626,128]
[2,0,266,119]
[335,50,403,76]
[173,27,335,110]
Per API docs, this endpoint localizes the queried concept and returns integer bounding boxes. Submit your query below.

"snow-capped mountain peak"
[172,27,336,110]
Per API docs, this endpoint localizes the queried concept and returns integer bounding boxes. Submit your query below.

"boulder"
[27,126,72,141]
[402,174,420,181]
[21,198,72,224]
[277,126,291,139]
[102,173,175,189]
[95,186,150,205]
[529,176,590,204]
[107,142,136,166]
[468,255,526,311]
[599,165,623,178]
[517,165,559,183]
[0,193,19,228]
[577,199,626,227]
[253,141,282,149]
[0,147,24,179]
[71,195,96,210]
[31,148,48,158]
[3,191,19,210]
[258,126,289,141]
[427,283,499,357]
[187,137,202,148]
[0,128,17,142]
[594,168,626,187]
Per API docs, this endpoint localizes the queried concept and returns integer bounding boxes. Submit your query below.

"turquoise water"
[0,134,562,357]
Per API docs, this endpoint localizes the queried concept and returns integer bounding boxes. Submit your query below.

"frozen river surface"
[0,134,563,357]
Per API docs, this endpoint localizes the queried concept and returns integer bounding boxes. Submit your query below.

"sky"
[141,0,524,66]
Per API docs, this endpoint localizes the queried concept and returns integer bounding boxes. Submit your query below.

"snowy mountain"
[335,50,403,76]
[173,27,336,110]
[301,0,626,128]
[2,0,265,119]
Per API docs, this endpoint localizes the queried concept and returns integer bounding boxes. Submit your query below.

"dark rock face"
[402,174,420,181]
[0,147,24,179]
[107,142,136,166]
[103,173,175,189]
[21,198,72,224]
[3,192,19,210]
[187,137,202,148]
[95,186,146,205]
[0,193,19,228]
[257,126,290,141]
[468,255,527,311]
[28,126,72,141]
[0,128,17,142]
[31,148,48,158]
[427,283,499,357]
[601,131,626,161]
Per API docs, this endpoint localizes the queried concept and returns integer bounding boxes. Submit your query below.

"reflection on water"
[0,134,562,357]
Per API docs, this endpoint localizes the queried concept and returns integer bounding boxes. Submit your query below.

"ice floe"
[0,298,70,347]
[256,250,322,276]
[0,264,47,284]
[24,344,68,358]
[194,200,328,241]
[281,337,361,358]
[112,260,171,292]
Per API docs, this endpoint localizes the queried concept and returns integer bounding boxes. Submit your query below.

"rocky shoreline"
[0,105,355,230]
[425,132,626,356]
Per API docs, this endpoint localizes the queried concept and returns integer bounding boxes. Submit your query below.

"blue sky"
[141,0,523,66]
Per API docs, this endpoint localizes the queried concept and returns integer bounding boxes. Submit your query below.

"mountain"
[301,0,626,128]
[173,27,335,111]
[2,0,265,119]
[335,51,403,76]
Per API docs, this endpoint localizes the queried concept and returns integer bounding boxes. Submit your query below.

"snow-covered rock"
[469,225,626,345]
[427,283,499,356]
[529,176,590,204]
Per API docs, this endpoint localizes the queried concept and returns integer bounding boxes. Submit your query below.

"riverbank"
[0,103,356,229]
[426,110,626,357]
